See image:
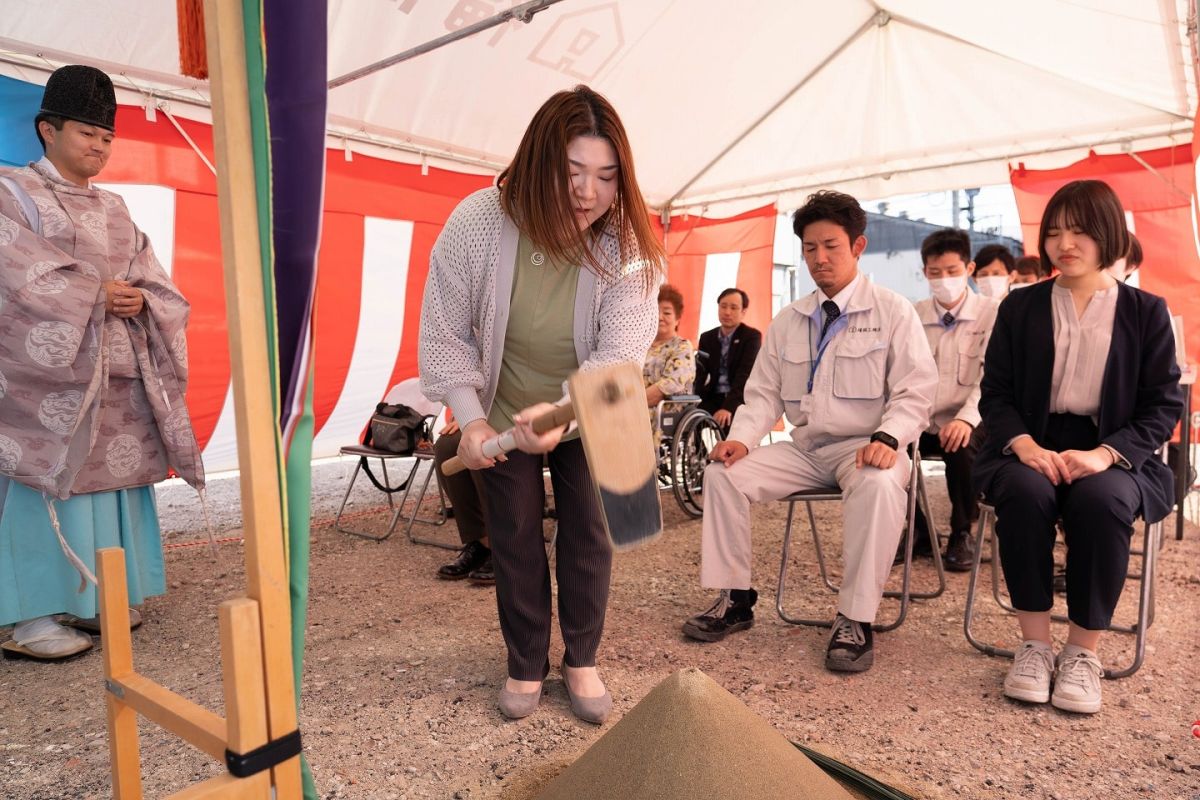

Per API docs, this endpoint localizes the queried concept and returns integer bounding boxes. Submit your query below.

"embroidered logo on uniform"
[847,325,881,333]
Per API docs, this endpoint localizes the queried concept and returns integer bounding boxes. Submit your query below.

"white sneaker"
[1052,645,1104,714]
[1003,640,1054,704]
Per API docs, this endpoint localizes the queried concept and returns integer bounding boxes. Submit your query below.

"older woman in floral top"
[644,284,696,445]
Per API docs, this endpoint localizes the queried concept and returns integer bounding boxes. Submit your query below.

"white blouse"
[1049,282,1118,417]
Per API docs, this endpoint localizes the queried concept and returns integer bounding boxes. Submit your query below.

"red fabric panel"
[1011,144,1200,408]
[736,242,775,338]
[666,253,709,345]
[663,205,778,340]
[325,153,491,222]
[170,190,228,449]
[102,107,219,195]
[311,210,365,434]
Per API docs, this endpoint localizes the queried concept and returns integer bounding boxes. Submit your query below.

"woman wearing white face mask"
[973,244,1016,300]
[907,229,1001,572]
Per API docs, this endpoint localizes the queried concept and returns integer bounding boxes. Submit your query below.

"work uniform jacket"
[728,274,937,451]
[0,161,204,499]
[915,291,999,433]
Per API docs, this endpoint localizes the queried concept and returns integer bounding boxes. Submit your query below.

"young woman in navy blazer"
[973,180,1182,714]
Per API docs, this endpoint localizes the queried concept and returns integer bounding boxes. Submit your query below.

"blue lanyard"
[807,306,848,392]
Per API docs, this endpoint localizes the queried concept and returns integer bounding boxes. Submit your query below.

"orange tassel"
[177,0,209,80]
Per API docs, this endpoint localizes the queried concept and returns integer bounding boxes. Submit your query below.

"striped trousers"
[478,438,611,680]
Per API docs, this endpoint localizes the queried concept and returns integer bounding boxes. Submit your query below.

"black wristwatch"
[870,431,898,450]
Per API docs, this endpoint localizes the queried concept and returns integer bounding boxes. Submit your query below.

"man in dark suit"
[693,288,763,429]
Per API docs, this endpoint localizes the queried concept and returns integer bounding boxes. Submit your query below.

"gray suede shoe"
[497,683,542,720]
[561,663,612,725]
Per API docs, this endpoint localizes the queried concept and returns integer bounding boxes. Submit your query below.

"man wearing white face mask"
[973,244,1016,300]
[906,229,1000,571]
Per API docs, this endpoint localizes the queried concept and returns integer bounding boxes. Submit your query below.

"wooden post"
[169,773,272,800]
[98,547,144,800]
[203,0,302,795]
[220,598,271,799]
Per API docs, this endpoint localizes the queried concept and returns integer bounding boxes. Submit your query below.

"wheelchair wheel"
[669,409,724,518]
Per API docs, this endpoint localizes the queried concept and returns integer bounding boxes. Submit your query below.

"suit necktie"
[942,312,955,327]
[821,300,841,339]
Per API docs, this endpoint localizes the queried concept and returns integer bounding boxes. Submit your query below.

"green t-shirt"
[488,233,581,440]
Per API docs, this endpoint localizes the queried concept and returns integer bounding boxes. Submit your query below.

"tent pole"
[664,13,879,208]
[1126,149,1190,199]
[328,0,567,89]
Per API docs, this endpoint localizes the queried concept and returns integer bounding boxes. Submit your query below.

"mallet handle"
[441,403,576,475]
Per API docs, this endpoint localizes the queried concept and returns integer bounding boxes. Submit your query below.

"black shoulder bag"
[359,403,431,493]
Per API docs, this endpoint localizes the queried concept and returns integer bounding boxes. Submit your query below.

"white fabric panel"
[697,252,742,335]
[200,386,239,475]
[97,184,176,276]
[309,216,413,457]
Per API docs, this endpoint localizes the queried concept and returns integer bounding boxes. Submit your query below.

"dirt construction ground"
[3,457,1199,799]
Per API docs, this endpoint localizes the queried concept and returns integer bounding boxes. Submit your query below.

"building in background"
[774,208,1022,306]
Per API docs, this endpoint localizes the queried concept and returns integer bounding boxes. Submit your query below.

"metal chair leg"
[963,507,1010,658]
[964,504,1156,678]
[807,501,837,593]
[776,449,927,632]
[906,465,947,600]
[1105,519,1157,678]
[333,460,363,533]
[336,458,402,542]
[402,461,455,550]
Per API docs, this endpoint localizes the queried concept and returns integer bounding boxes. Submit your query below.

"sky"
[863,184,1024,242]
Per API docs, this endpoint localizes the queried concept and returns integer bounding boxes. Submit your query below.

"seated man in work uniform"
[681,190,937,673]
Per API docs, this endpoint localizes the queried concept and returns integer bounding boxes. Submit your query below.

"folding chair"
[776,446,946,632]
[333,380,454,547]
[963,502,1160,678]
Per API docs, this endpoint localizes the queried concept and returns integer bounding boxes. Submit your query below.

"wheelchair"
[653,395,725,518]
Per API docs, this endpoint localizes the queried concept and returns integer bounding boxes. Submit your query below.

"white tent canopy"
[1,0,1195,213]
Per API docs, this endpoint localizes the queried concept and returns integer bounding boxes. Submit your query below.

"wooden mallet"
[441,362,662,550]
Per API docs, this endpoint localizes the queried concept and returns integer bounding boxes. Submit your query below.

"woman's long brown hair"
[498,85,665,285]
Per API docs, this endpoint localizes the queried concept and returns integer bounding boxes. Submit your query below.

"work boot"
[942,530,976,572]
[681,588,757,642]
[437,540,490,580]
[467,556,495,586]
[824,613,874,672]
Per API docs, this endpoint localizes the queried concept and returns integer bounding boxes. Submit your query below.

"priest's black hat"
[38,65,117,131]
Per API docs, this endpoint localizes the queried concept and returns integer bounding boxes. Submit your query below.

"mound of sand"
[534,668,855,800]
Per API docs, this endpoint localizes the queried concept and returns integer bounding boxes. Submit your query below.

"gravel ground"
[3,457,1200,799]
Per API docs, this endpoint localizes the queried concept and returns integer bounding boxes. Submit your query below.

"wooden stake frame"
[99,0,303,796]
